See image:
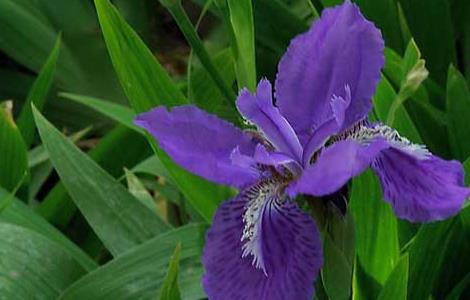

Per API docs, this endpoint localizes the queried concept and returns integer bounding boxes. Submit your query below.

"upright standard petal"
[237,79,303,162]
[372,148,470,222]
[134,105,258,188]
[275,1,384,142]
[288,139,389,197]
[202,181,323,300]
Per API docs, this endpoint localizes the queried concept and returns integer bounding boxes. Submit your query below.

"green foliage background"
[0,0,469,299]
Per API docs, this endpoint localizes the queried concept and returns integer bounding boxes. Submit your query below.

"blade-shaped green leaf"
[161,0,236,104]
[406,218,457,300]
[158,243,182,300]
[17,34,60,147]
[61,92,141,133]
[377,254,409,300]
[0,223,87,298]
[227,0,256,91]
[189,48,238,122]
[350,170,399,285]
[94,0,186,112]
[322,234,352,300]
[60,224,208,300]
[94,0,234,222]
[0,188,97,271]
[0,101,28,191]
[33,107,170,256]
[36,126,151,227]
[446,65,470,161]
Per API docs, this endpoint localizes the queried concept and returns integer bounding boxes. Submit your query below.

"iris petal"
[134,105,259,188]
[373,148,470,222]
[275,1,384,144]
[202,182,323,300]
[288,138,388,197]
[237,79,303,162]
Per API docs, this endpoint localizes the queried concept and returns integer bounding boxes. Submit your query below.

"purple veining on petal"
[134,105,259,188]
[236,79,303,163]
[202,184,323,300]
[372,148,470,222]
[275,1,384,144]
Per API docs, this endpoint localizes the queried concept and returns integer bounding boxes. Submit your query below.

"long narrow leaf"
[0,188,97,271]
[0,101,28,191]
[0,223,87,298]
[33,106,169,256]
[17,34,61,147]
[227,0,256,91]
[60,224,208,300]
[94,0,234,222]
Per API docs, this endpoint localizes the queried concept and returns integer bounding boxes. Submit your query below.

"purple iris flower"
[135,1,470,299]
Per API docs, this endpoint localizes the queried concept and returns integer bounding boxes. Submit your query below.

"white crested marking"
[347,123,430,159]
[240,180,282,276]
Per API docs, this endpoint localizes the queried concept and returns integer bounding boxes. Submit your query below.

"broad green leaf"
[350,170,399,285]
[189,48,237,122]
[158,243,182,300]
[377,254,409,300]
[33,107,169,256]
[94,0,186,112]
[446,65,470,161]
[61,92,141,133]
[0,188,97,271]
[17,34,60,147]
[37,126,151,227]
[386,40,429,125]
[0,101,28,191]
[407,218,457,300]
[227,0,256,91]
[322,234,352,300]
[0,223,87,298]
[95,0,233,222]
[399,0,456,86]
[60,224,208,300]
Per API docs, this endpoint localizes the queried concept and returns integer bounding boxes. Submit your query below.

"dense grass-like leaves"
[0,102,28,191]
[60,224,207,300]
[0,223,87,298]
[95,0,233,222]
[33,107,169,256]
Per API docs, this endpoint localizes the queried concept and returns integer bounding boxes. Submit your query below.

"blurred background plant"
[0,0,469,299]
